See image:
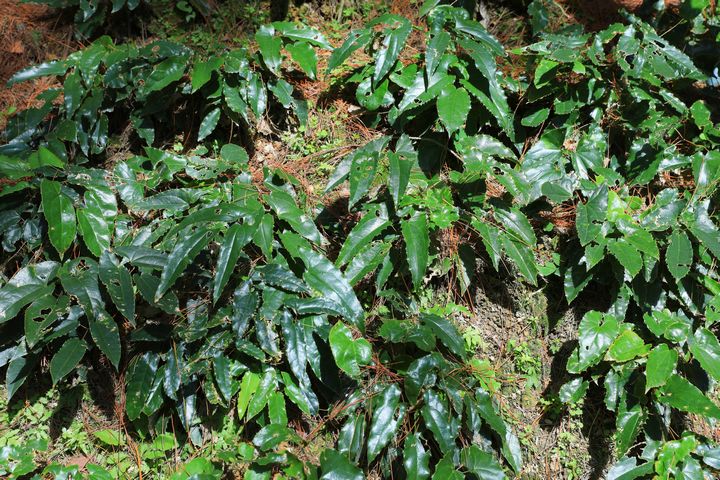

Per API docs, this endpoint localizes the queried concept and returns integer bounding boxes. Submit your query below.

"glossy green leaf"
[567,311,620,373]
[403,434,430,480]
[645,344,677,391]
[267,190,323,244]
[461,445,506,480]
[156,228,211,302]
[367,384,404,462]
[237,371,261,419]
[256,26,282,74]
[658,375,720,419]
[213,223,253,303]
[319,449,363,480]
[402,211,429,290]
[689,328,720,382]
[326,28,371,73]
[89,312,121,369]
[329,322,371,378]
[474,389,522,472]
[373,16,412,86]
[50,338,86,385]
[421,314,465,360]
[606,329,650,363]
[126,352,159,420]
[282,233,364,329]
[286,41,317,79]
[197,107,221,141]
[98,251,134,322]
[421,390,459,454]
[336,206,389,267]
[666,230,693,281]
[437,87,471,133]
[41,179,76,257]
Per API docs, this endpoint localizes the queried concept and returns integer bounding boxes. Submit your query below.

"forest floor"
[0,1,637,478]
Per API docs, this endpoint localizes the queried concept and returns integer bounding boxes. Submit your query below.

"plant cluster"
[2,0,720,478]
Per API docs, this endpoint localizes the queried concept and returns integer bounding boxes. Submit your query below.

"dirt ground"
[0,0,75,125]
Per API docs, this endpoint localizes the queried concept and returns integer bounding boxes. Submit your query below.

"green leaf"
[220,144,249,165]
[606,329,650,363]
[286,41,317,79]
[689,328,720,382]
[41,179,76,257]
[94,429,124,446]
[115,246,167,270]
[89,312,121,370]
[319,449,363,480]
[247,368,277,419]
[98,251,134,323]
[389,151,413,207]
[432,455,463,480]
[156,228,211,302]
[521,108,550,127]
[336,206,389,267]
[50,338,86,385]
[461,445,506,480]
[6,354,37,400]
[666,230,693,280]
[268,390,287,425]
[197,107,221,141]
[575,186,607,246]
[348,153,379,208]
[567,311,620,373]
[77,188,116,258]
[403,434,430,480]
[373,16,412,86]
[58,259,104,316]
[326,28,372,73]
[329,322,371,378]
[338,414,366,464]
[658,375,720,419]
[607,239,642,278]
[615,404,644,457]
[213,223,253,303]
[126,352,159,420]
[281,233,364,330]
[37,146,65,168]
[256,25,282,74]
[279,313,310,388]
[237,371,261,419]
[367,384,404,462]
[212,354,234,403]
[144,55,189,93]
[267,190,323,244]
[253,424,291,451]
[7,59,68,85]
[559,378,589,404]
[437,87,471,134]
[402,211,430,290]
[0,278,55,325]
[686,200,720,260]
[606,457,654,480]
[421,314,465,360]
[501,236,538,286]
[474,390,522,472]
[421,390,460,454]
[191,56,223,93]
[645,344,677,391]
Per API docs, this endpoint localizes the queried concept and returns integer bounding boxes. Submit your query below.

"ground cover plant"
[1,0,720,478]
